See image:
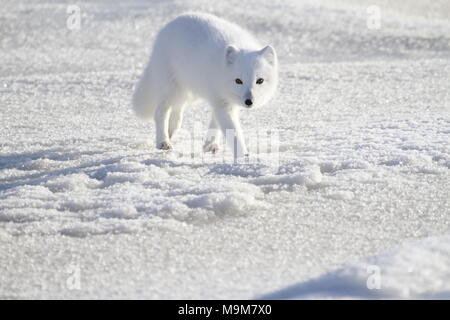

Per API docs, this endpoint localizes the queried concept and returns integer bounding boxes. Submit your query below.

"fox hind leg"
[155,102,173,150]
[155,83,188,150]
[168,102,186,139]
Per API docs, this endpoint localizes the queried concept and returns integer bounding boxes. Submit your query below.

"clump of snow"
[20,158,63,171]
[100,203,140,219]
[186,191,263,216]
[44,173,102,193]
[325,190,355,201]
[251,166,323,188]
[260,236,450,299]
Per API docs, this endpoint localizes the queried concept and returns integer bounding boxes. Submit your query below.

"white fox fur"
[132,12,278,156]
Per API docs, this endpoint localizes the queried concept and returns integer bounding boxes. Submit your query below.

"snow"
[0,0,449,299]
[260,236,450,299]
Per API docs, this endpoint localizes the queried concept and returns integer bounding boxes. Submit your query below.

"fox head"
[224,45,278,109]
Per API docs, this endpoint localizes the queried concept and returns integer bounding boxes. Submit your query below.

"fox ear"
[260,45,277,66]
[225,45,239,65]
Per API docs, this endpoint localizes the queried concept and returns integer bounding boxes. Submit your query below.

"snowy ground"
[261,236,450,299]
[0,0,449,299]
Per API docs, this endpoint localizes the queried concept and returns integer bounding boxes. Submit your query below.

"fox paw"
[203,142,219,154]
[157,141,173,150]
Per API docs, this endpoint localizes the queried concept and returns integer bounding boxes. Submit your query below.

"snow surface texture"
[261,236,450,299]
[0,0,449,299]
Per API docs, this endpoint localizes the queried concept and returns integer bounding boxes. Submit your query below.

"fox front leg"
[212,104,248,157]
[155,103,173,150]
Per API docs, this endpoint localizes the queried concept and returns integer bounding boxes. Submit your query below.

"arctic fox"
[132,13,278,156]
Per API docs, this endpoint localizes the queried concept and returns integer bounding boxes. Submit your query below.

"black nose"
[245,99,253,106]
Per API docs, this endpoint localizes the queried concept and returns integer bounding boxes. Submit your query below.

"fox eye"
[235,78,243,85]
[256,78,264,84]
